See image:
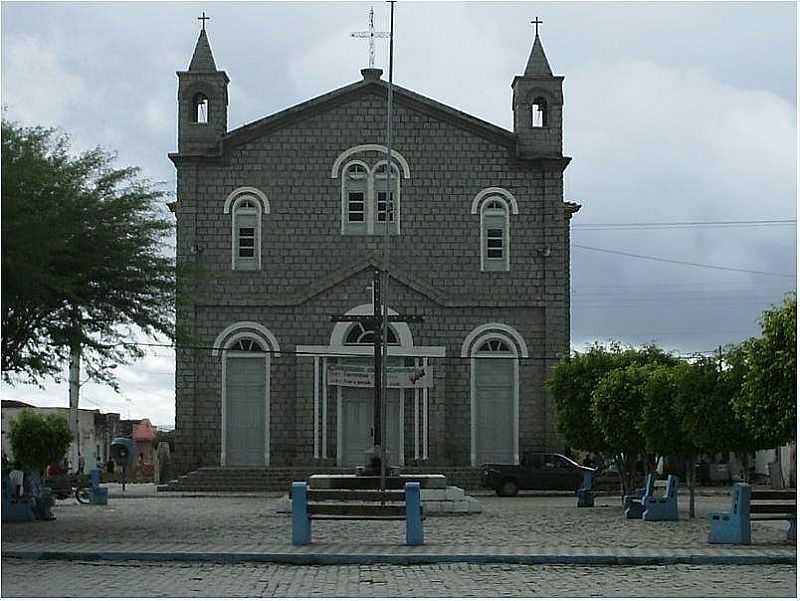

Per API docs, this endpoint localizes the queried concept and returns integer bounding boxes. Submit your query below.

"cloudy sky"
[1,1,796,428]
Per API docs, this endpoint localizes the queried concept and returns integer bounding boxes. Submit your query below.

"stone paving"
[0,559,796,597]
[3,491,794,550]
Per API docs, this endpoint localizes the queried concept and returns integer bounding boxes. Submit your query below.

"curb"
[3,549,795,566]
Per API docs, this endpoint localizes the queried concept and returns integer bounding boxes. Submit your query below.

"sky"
[1,1,796,429]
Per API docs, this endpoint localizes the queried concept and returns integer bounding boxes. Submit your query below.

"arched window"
[479,339,510,352]
[532,96,547,128]
[193,93,209,124]
[373,162,400,233]
[344,323,400,345]
[231,196,261,271]
[336,151,405,236]
[342,161,369,235]
[480,196,510,272]
[229,338,265,352]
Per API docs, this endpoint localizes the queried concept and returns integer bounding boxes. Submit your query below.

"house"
[170,24,578,475]
[1,400,120,473]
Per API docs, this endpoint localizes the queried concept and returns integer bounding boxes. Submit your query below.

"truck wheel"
[497,480,519,497]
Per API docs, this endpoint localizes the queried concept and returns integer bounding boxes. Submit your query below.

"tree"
[591,364,651,493]
[640,363,701,515]
[2,119,175,388]
[8,410,73,475]
[734,295,797,446]
[547,342,679,494]
[546,343,621,457]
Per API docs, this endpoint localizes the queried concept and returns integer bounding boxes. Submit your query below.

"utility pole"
[68,309,81,473]
[381,0,396,493]
[330,269,422,484]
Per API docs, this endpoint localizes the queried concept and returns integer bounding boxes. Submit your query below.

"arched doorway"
[338,322,403,466]
[213,322,280,466]
[463,323,528,466]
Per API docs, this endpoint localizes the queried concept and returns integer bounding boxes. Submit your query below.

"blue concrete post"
[291,481,311,546]
[90,469,101,490]
[577,470,594,507]
[405,482,424,546]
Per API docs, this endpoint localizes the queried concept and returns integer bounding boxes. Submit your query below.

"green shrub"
[8,409,72,474]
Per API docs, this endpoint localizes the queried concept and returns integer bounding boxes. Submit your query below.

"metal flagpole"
[380,0,396,493]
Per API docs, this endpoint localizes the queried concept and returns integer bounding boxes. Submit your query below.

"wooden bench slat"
[750,504,797,514]
[751,515,795,521]
[311,515,407,521]
[306,489,406,502]
[751,490,797,501]
[308,503,407,517]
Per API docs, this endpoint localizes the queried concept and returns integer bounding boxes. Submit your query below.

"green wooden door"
[225,356,266,465]
[475,357,514,464]
[341,387,402,466]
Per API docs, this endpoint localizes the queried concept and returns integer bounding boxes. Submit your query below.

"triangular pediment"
[292,257,449,308]
[221,77,515,152]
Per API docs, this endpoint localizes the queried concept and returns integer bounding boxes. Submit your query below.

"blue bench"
[576,470,594,507]
[642,474,679,521]
[624,473,656,519]
[291,481,424,546]
[1,471,54,522]
[708,483,796,545]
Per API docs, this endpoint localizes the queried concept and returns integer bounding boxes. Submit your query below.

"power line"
[573,218,796,230]
[572,244,796,278]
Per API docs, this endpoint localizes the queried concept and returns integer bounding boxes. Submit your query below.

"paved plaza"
[2,490,795,549]
[2,490,796,597]
[1,559,796,597]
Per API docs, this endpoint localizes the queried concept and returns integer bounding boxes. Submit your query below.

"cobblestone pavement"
[2,493,793,550]
[1,558,795,597]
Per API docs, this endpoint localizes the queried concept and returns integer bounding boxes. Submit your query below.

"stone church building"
[170,25,579,476]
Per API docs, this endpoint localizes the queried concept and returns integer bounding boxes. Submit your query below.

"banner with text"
[327,364,432,389]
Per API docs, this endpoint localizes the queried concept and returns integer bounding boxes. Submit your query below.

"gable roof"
[221,70,516,153]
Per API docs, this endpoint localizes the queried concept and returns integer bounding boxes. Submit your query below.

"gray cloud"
[1,2,795,421]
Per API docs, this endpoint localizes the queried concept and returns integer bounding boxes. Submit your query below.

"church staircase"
[157,466,485,493]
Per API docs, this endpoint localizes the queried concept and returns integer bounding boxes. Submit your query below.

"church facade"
[170,26,579,475]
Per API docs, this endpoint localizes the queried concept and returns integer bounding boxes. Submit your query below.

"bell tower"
[177,21,229,154]
[511,21,563,159]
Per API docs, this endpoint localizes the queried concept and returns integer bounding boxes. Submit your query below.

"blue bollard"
[90,468,101,490]
[405,482,424,545]
[291,481,311,545]
[577,470,594,507]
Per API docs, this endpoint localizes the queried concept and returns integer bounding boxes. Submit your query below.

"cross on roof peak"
[198,11,210,32]
[351,6,390,69]
[531,17,543,37]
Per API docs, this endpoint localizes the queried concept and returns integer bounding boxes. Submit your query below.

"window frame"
[339,159,401,236]
[480,196,511,272]
[231,195,262,271]
[341,160,371,235]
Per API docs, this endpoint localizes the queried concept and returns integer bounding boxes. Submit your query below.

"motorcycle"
[44,472,92,504]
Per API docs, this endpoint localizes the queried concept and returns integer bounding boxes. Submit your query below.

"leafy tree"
[591,364,651,492]
[2,119,175,388]
[547,342,678,493]
[8,410,73,475]
[640,363,703,515]
[546,343,622,457]
[640,364,694,458]
[734,295,797,446]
